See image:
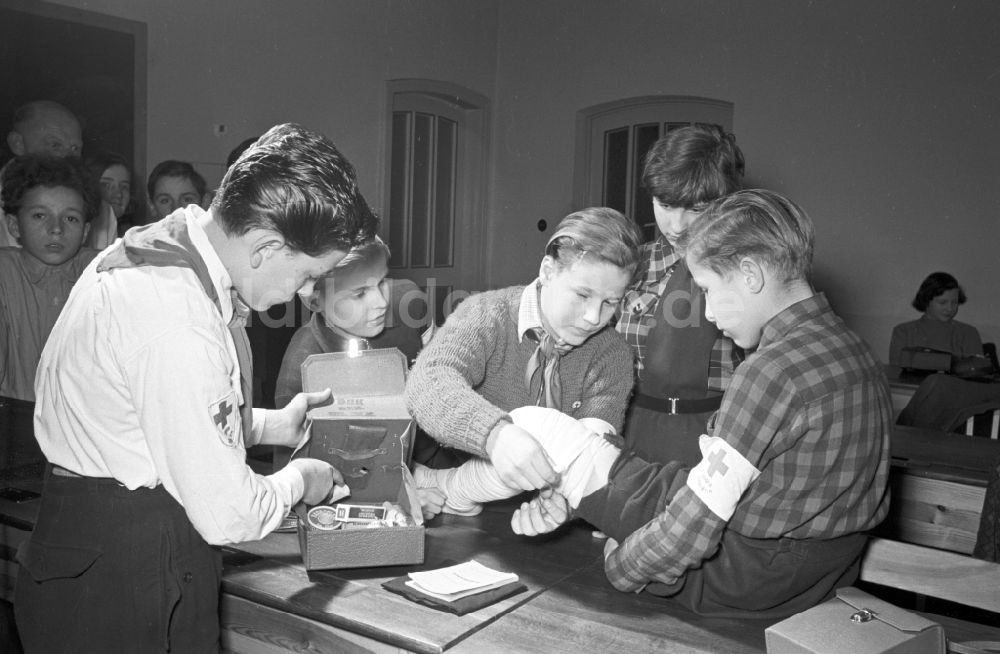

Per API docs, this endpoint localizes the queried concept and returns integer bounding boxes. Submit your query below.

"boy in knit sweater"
[405,207,642,495]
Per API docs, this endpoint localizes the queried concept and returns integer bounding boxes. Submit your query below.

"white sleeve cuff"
[244,408,267,447]
[268,462,306,508]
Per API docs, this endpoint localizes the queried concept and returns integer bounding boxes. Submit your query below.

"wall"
[43,0,1000,360]
[490,0,1000,359]
[44,0,499,217]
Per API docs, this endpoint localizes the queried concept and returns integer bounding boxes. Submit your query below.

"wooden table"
[883,424,999,554]
[3,432,998,653]
[885,364,921,417]
[0,465,767,654]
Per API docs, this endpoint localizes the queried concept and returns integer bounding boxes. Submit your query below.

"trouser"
[0,396,43,470]
[15,467,222,653]
[576,450,868,620]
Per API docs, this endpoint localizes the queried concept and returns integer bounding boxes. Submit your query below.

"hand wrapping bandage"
[685,434,760,521]
[511,406,619,509]
[412,407,620,515]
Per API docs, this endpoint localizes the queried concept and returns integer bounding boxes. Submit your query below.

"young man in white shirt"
[15,123,380,653]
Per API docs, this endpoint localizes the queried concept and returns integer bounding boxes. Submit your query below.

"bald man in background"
[1,100,83,247]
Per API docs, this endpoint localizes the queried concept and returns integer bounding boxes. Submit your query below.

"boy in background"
[274,238,451,516]
[274,238,433,409]
[491,190,891,619]
[0,101,84,248]
[147,159,209,220]
[0,155,99,468]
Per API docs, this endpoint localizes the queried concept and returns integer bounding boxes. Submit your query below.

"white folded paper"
[406,560,518,602]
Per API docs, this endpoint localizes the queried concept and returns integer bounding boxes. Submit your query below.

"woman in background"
[84,150,132,247]
[889,271,982,366]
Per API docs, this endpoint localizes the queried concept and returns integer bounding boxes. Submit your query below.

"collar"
[18,247,83,285]
[308,311,373,353]
[643,234,681,283]
[757,292,828,350]
[183,206,239,325]
[517,279,545,342]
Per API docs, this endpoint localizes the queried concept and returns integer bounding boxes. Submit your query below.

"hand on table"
[510,487,570,536]
[417,486,447,520]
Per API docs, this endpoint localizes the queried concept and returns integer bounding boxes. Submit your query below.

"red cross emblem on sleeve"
[210,393,239,447]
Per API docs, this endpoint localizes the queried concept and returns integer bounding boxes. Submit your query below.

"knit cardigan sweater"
[405,286,634,457]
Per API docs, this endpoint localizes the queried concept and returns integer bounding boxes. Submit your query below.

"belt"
[633,392,722,415]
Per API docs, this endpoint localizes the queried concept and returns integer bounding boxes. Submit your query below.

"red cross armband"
[685,435,761,521]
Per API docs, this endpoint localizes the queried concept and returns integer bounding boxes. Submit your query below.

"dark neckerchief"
[97,213,254,436]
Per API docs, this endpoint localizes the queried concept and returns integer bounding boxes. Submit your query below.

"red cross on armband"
[706,449,730,477]
[686,435,761,521]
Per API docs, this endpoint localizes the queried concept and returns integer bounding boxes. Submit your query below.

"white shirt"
[34,206,305,545]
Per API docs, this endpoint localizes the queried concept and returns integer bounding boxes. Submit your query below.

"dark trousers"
[15,468,222,653]
[576,450,868,619]
[0,397,43,471]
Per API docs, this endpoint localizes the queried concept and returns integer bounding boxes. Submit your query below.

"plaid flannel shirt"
[617,236,742,391]
[604,293,892,591]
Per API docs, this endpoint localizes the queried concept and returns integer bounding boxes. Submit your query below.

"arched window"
[384,80,489,324]
[573,96,734,240]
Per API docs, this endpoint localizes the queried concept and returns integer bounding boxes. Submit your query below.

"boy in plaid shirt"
[512,189,892,619]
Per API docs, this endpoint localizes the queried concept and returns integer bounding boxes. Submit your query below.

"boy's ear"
[538,255,557,285]
[6,131,25,156]
[739,257,765,294]
[5,213,20,240]
[303,291,323,313]
[248,232,286,269]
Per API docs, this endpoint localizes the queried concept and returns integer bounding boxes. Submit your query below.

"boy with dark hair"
[0,154,99,468]
[509,189,892,620]
[147,159,209,220]
[15,123,379,652]
[0,100,83,247]
[618,124,747,467]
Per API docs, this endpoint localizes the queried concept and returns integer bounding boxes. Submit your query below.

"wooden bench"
[859,537,1000,643]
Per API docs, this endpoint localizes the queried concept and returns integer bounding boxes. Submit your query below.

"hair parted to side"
[1,154,99,222]
[677,189,814,283]
[912,272,966,312]
[545,207,643,279]
[642,124,745,209]
[311,237,390,300]
[327,237,390,279]
[211,123,379,257]
[146,160,207,201]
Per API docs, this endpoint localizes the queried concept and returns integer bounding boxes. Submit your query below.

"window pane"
[632,123,660,232]
[411,113,433,268]
[433,117,456,268]
[603,127,628,213]
[389,111,411,268]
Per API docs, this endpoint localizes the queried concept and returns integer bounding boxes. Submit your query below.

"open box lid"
[302,348,409,419]
[299,347,415,505]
